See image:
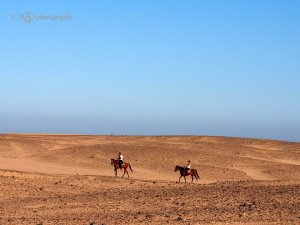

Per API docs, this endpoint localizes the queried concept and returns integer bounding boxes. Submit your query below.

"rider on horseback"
[185,160,191,175]
[118,152,123,170]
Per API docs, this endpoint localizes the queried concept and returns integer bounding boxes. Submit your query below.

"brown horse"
[111,159,133,178]
[174,165,200,183]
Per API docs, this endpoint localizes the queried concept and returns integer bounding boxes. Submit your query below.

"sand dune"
[0,134,299,224]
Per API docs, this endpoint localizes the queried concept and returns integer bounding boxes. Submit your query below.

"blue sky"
[1,1,300,141]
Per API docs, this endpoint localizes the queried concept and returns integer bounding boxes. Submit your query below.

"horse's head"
[110,159,115,166]
[174,165,180,172]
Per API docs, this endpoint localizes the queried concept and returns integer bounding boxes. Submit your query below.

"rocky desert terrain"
[0,134,299,224]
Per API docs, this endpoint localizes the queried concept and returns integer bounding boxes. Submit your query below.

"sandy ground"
[0,134,299,224]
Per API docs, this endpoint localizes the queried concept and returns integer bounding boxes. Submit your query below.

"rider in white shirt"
[118,152,123,170]
[186,160,191,174]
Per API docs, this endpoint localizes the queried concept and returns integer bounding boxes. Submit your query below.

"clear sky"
[1,1,300,141]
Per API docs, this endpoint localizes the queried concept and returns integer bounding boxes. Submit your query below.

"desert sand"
[0,134,299,224]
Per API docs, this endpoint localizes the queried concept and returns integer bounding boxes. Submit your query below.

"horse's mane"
[175,165,184,169]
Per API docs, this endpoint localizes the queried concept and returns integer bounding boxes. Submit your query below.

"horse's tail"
[129,163,133,172]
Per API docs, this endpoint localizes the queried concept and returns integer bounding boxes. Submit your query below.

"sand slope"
[0,134,299,224]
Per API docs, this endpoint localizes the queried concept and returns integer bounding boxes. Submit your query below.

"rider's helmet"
[188,160,191,163]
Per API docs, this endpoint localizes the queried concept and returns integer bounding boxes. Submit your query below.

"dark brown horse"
[174,165,200,183]
[111,159,133,178]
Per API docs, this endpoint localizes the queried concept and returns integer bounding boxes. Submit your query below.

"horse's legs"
[191,175,194,183]
[184,176,186,183]
[122,166,128,177]
[115,167,117,176]
[179,176,182,183]
[125,165,129,178]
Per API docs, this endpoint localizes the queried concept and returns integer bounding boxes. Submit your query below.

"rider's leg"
[119,160,123,170]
